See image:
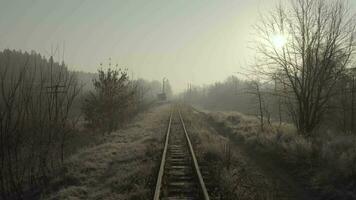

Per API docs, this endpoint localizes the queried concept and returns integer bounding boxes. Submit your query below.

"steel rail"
[153,109,173,200]
[178,109,210,200]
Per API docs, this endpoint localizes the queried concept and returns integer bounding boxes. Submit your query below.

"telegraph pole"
[46,56,67,121]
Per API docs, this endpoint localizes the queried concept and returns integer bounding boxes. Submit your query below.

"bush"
[82,67,136,133]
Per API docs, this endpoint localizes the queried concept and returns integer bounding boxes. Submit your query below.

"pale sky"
[1,0,355,92]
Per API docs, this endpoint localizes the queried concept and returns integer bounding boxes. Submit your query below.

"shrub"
[82,67,136,133]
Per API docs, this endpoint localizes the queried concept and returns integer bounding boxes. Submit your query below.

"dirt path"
[43,104,171,200]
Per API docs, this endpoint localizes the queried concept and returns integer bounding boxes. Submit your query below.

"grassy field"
[203,109,356,200]
[41,104,171,200]
[180,106,312,200]
[40,103,356,200]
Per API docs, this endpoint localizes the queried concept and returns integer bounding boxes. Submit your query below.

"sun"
[272,34,287,49]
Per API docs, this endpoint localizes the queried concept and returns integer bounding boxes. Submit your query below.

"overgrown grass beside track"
[180,107,296,200]
[206,111,356,200]
[41,104,170,200]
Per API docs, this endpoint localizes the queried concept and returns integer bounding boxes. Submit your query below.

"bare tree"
[0,51,80,199]
[255,0,356,136]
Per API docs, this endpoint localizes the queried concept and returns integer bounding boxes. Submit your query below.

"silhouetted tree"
[82,67,135,133]
[255,0,356,136]
[0,49,80,199]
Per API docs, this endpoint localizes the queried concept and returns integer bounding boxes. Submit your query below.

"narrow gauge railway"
[153,106,210,200]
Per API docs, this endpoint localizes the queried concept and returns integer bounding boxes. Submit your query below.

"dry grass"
[207,110,356,199]
[180,106,295,200]
[41,104,171,200]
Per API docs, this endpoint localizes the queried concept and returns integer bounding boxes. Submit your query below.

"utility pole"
[46,84,66,118]
[43,56,68,165]
[47,56,67,121]
[187,83,192,102]
[162,78,166,94]
[352,74,355,133]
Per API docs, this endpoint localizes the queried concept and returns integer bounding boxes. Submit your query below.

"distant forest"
[183,72,356,134]
[0,49,171,199]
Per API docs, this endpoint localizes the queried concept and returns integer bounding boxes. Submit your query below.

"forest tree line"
[183,1,356,197]
[183,69,356,135]
[184,0,356,137]
[0,49,170,199]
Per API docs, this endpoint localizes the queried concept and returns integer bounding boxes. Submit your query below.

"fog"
[0,0,287,93]
[2,1,356,200]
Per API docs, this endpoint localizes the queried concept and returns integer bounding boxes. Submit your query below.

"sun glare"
[272,34,287,49]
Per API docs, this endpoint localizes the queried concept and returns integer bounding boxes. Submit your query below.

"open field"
[5,101,356,200]
[180,106,316,200]
[198,109,356,200]
[41,104,171,200]
[43,103,315,200]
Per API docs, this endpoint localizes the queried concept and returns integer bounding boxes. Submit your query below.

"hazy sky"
[1,0,355,92]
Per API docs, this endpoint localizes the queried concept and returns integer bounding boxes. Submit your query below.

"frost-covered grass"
[181,107,292,200]
[208,111,356,199]
[41,104,170,200]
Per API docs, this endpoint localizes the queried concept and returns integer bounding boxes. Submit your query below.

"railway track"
[153,106,210,200]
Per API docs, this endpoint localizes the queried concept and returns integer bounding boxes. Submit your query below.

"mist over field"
[0,0,286,92]
[1,1,356,200]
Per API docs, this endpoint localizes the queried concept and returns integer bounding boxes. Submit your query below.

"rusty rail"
[153,105,210,200]
[153,109,172,200]
[178,109,210,200]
